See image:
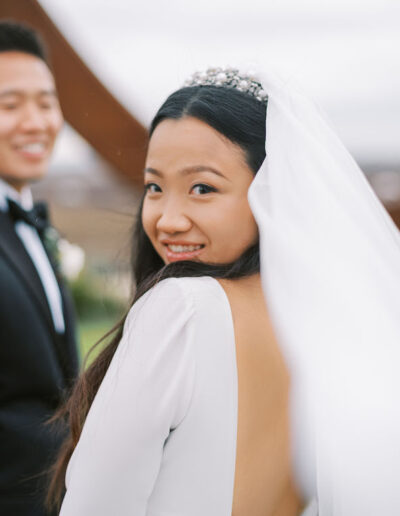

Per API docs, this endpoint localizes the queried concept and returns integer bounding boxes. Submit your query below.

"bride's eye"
[191,183,217,195]
[144,183,162,194]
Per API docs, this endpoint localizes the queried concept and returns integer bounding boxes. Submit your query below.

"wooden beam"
[387,205,400,230]
[0,0,148,188]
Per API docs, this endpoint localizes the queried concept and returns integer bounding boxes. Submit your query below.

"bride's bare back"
[218,275,304,516]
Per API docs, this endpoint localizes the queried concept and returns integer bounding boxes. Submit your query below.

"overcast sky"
[40,0,400,168]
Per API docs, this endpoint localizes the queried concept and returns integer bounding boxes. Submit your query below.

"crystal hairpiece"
[183,67,268,104]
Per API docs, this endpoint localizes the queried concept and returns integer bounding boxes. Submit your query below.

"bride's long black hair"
[48,84,267,509]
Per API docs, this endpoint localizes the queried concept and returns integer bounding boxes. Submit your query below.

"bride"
[49,67,400,516]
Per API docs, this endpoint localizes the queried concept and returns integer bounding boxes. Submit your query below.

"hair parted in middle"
[47,80,267,510]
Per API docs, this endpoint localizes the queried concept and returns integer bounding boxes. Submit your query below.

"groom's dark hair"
[0,20,48,63]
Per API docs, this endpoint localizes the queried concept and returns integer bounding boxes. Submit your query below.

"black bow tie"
[7,198,50,236]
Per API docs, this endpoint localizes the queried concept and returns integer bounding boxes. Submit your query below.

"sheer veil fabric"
[248,71,400,514]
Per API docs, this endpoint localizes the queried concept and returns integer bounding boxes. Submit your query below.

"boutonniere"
[42,226,62,275]
[42,227,85,282]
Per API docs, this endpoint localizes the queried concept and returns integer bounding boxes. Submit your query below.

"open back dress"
[60,276,315,515]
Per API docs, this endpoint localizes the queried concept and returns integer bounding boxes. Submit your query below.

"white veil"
[248,71,400,514]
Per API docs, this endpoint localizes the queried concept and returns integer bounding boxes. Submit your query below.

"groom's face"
[0,51,63,191]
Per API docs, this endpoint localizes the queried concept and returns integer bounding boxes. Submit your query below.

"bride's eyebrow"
[144,165,231,181]
[180,165,230,180]
[144,168,162,177]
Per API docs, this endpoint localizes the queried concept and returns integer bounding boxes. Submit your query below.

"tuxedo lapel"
[0,211,55,335]
[58,283,80,383]
[34,216,80,381]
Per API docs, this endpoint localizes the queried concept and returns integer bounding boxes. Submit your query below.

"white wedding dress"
[60,69,400,515]
[60,276,315,515]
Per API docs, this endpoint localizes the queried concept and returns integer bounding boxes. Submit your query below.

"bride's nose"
[156,201,192,234]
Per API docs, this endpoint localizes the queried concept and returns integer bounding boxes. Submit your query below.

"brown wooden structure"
[0,0,148,189]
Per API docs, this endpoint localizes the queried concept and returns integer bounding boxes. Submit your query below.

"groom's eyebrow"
[144,165,230,181]
[0,88,58,98]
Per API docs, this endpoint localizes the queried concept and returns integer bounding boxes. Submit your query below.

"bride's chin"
[164,256,205,265]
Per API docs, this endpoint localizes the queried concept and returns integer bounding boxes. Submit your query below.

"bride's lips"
[162,241,205,262]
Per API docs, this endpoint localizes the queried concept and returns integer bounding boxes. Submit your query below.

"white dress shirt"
[0,178,65,333]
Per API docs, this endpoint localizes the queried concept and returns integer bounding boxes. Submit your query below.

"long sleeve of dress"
[60,278,196,516]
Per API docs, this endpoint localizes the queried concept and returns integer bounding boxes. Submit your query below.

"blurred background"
[1,0,399,360]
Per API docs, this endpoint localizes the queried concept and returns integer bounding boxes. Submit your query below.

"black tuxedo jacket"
[0,210,79,516]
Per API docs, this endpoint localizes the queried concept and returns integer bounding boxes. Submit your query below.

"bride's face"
[142,116,258,265]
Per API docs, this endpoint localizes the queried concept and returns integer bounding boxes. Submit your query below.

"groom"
[0,21,79,515]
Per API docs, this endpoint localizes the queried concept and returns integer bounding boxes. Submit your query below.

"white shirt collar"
[0,178,34,212]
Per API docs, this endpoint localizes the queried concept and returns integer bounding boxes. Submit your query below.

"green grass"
[78,317,120,367]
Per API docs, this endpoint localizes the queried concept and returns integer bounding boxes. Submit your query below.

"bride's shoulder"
[142,275,224,299]
[120,277,230,360]
[126,276,228,329]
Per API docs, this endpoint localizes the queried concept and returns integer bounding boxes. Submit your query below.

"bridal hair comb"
[183,67,268,104]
